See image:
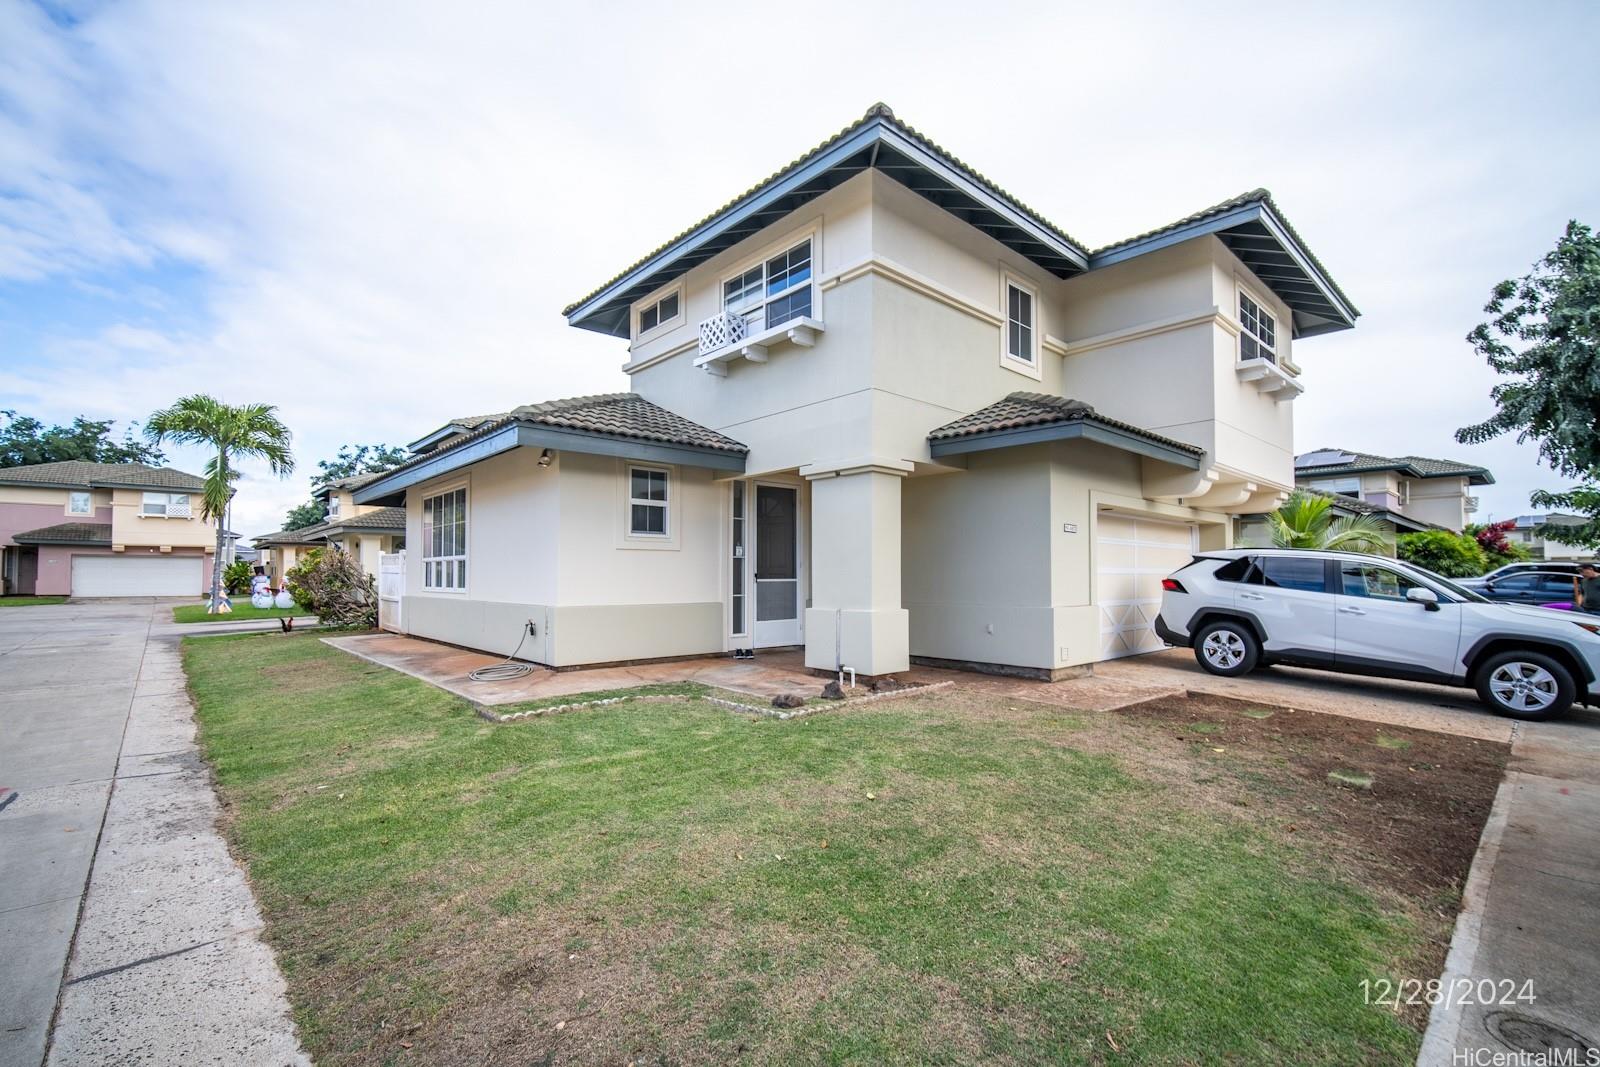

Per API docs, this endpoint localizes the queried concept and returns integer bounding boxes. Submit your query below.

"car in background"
[1155,548,1600,720]
[1461,570,1579,608]
[1471,560,1590,584]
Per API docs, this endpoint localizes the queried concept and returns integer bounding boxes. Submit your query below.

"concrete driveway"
[0,600,305,1067]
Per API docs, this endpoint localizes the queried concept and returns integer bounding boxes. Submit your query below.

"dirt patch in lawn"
[1111,692,1508,901]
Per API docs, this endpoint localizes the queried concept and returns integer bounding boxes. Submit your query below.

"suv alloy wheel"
[1473,650,1576,721]
[1193,620,1260,677]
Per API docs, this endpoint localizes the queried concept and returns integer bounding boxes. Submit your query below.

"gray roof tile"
[12,521,113,545]
[927,392,1204,456]
[1295,448,1493,483]
[0,460,205,492]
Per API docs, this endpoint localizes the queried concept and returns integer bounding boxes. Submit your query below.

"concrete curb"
[1417,728,1518,1065]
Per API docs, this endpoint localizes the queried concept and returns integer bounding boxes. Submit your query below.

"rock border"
[479,680,955,723]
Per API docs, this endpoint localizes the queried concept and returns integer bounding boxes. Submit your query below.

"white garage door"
[1096,513,1198,660]
[71,555,202,598]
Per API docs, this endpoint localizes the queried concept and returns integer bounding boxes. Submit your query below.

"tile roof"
[12,522,113,545]
[325,507,406,533]
[0,460,206,492]
[927,392,1205,455]
[562,103,1090,319]
[253,524,327,546]
[369,393,748,492]
[1299,488,1440,531]
[1295,448,1493,483]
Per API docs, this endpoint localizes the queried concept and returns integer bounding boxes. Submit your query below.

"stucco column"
[802,459,912,677]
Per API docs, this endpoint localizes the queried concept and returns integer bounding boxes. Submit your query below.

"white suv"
[1155,548,1600,720]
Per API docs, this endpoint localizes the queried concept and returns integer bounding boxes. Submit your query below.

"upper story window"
[628,466,669,537]
[327,494,341,518]
[67,491,92,515]
[422,487,467,590]
[141,492,191,517]
[1004,279,1036,364]
[1307,476,1361,499]
[1238,291,1277,364]
[637,289,681,336]
[723,238,812,331]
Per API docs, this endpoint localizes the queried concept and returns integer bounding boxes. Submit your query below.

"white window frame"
[719,223,819,335]
[140,492,190,517]
[627,464,671,540]
[1237,284,1278,364]
[999,271,1042,378]
[635,283,684,340]
[421,484,468,593]
[326,493,341,518]
[66,491,92,516]
[1307,476,1361,498]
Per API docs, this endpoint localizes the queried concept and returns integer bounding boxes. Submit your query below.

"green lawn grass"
[172,602,304,623]
[185,633,1427,1065]
[0,596,68,607]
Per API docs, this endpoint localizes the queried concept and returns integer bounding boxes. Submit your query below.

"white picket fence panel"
[378,551,405,633]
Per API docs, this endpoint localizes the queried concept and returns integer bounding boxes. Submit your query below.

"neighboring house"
[253,472,406,582]
[0,460,216,597]
[354,104,1358,677]
[1510,513,1595,562]
[1294,448,1493,533]
[1235,487,1438,554]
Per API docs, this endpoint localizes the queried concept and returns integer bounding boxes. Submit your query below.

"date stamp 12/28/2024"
[1361,977,1535,1012]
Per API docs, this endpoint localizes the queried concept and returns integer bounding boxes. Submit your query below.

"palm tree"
[1267,491,1394,554]
[146,396,294,613]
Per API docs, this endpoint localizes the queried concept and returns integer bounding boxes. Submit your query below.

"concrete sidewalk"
[0,601,305,1067]
[1420,716,1600,1063]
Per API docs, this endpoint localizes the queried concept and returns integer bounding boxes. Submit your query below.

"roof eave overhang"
[565,118,1090,338]
[1089,200,1358,338]
[354,422,748,505]
[13,534,111,547]
[928,419,1202,469]
[406,424,464,453]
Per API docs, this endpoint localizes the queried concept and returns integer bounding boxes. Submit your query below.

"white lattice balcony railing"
[167,497,193,518]
[698,311,749,355]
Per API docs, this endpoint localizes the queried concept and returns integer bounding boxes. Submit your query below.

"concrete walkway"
[0,600,305,1067]
[1420,716,1600,1063]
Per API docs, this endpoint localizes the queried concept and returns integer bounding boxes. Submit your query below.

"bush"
[285,548,375,628]
[1397,530,1490,577]
[223,559,254,596]
[1465,521,1532,569]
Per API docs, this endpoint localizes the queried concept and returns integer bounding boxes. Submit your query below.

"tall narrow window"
[730,482,746,636]
[1239,291,1277,363]
[629,467,669,536]
[1005,280,1035,363]
[723,237,813,331]
[422,487,467,590]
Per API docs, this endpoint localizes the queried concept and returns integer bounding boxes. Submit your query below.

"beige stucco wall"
[109,488,217,548]
[1405,477,1471,532]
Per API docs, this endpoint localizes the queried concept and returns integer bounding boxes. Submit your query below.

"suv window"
[1538,574,1579,596]
[1214,557,1256,583]
[1340,563,1424,602]
[1493,574,1537,591]
[1260,556,1328,593]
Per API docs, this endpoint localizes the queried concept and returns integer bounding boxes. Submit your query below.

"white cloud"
[2,0,1598,537]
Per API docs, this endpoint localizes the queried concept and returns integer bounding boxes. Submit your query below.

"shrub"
[286,548,375,628]
[1466,521,1531,568]
[222,559,254,596]
[1397,530,1490,577]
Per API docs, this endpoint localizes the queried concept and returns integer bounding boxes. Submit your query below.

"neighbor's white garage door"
[1096,513,1198,660]
[71,555,202,598]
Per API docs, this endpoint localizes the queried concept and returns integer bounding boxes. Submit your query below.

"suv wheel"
[1193,620,1260,677]
[1474,650,1575,720]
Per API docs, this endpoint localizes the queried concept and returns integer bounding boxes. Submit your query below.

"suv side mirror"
[1406,587,1441,612]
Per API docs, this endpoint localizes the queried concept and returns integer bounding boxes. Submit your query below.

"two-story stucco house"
[253,472,406,583]
[0,461,217,597]
[354,105,1358,678]
[1294,448,1494,533]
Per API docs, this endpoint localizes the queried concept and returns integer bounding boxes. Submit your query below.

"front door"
[753,484,800,647]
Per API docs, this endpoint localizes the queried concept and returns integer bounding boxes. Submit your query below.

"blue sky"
[3,0,1598,537]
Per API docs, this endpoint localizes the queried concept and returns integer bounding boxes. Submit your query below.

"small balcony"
[693,311,824,376]
[1235,354,1303,401]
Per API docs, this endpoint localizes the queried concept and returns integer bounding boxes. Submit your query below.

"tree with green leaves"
[0,410,166,468]
[1457,220,1600,549]
[283,500,328,531]
[1266,492,1394,554]
[146,396,294,614]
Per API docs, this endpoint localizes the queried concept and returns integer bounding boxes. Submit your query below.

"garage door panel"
[71,556,202,597]
[1096,514,1197,661]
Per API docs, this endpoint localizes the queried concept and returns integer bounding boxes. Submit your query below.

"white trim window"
[1238,290,1277,363]
[141,492,191,517]
[67,491,92,516]
[422,487,467,591]
[730,481,746,637]
[723,237,813,331]
[326,494,341,518]
[1308,476,1361,499]
[637,288,681,336]
[1003,276,1037,365]
[628,466,669,537]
